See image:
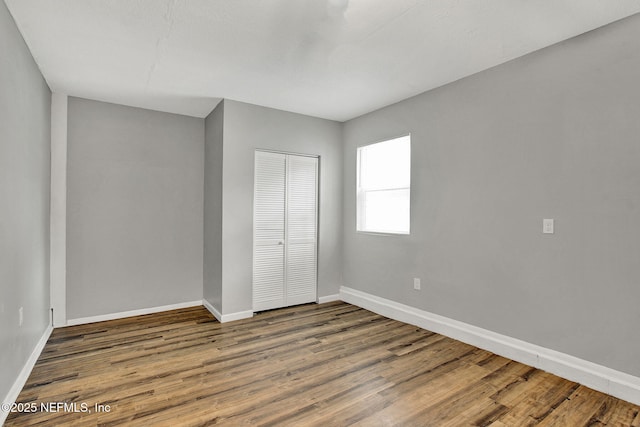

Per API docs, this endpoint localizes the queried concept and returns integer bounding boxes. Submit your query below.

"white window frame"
[356,134,411,235]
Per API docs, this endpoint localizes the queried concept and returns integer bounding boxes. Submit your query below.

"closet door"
[285,155,318,306]
[253,152,286,311]
[253,151,318,311]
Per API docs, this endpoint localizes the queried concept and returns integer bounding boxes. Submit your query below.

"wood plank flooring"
[5,302,640,426]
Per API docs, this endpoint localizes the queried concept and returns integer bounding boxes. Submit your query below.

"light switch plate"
[543,218,554,234]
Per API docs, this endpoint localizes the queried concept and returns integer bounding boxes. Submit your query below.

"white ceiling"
[5,0,640,121]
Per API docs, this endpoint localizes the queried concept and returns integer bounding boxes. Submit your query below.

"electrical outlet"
[413,278,421,290]
[19,307,23,327]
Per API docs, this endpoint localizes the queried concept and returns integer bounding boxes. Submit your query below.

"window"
[357,135,411,234]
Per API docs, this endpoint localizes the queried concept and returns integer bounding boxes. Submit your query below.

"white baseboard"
[340,286,640,406]
[202,299,222,322]
[202,299,253,323]
[317,294,340,304]
[221,310,253,323]
[65,300,203,326]
[1,325,53,425]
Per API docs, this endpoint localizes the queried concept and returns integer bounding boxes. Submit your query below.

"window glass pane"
[363,189,410,234]
[360,135,410,190]
[357,134,411,235]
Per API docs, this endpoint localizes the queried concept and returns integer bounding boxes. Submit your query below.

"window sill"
[356,230,410,236]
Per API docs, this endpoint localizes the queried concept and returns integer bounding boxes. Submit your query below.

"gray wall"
[203,101,224,311]
[220,100,343,315]
[343,14,640,377]
[0,1,51,402]
[67,98,204,319]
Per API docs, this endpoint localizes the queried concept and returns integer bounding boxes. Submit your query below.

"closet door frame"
[252,149,319,312]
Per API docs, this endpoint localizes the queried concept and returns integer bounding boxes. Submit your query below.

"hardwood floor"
[5,302,640,426]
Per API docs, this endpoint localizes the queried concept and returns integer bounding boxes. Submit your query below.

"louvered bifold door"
[253,151,318,312]
[253,151,287,311]
[285,155,318,306]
